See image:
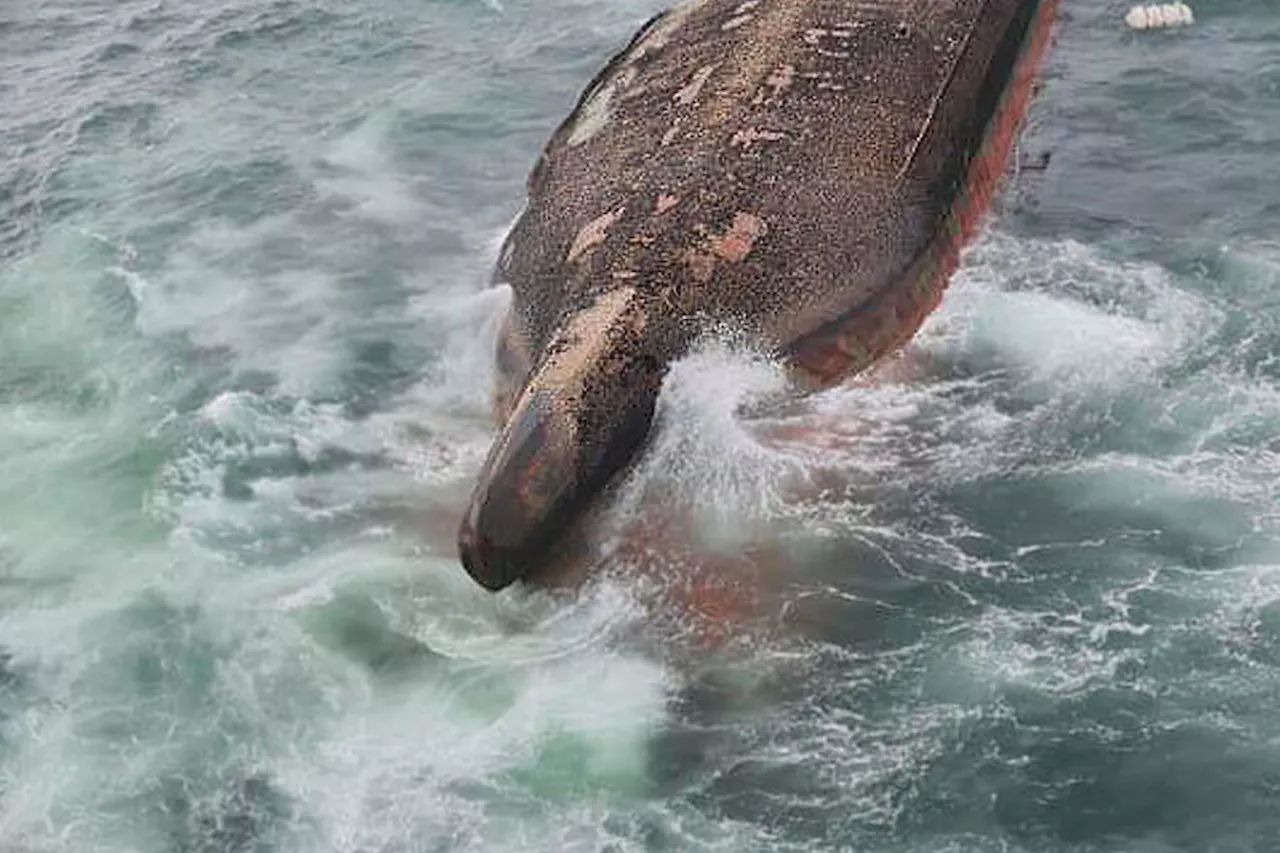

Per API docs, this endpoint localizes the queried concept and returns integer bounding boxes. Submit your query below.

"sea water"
[1,1,1279,850]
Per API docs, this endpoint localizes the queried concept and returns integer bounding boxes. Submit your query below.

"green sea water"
[1,1,1279,851]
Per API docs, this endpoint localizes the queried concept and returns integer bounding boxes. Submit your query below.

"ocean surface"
[2,1,1279,851]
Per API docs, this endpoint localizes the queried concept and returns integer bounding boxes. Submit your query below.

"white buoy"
[1125,3,1195,30]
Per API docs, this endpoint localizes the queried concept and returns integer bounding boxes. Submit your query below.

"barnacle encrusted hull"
[459,0,1060,591]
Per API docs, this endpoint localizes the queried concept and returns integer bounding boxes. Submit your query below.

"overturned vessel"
[459,0,1060,590]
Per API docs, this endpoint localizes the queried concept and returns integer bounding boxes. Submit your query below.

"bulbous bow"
[458,288,666,590]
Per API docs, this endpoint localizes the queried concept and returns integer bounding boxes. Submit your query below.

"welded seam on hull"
[894,0,990,181]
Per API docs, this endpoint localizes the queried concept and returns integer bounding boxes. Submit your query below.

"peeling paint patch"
[537,286,643,394]
[804,26,853,58]
[730,127,786,148]
[628,0,715,61]
[655,194,680,214]
[661,124,680,146]
[734,0,761,12]
[611,269,639,280]
[683,212,767,284]
[567,66,636,147]
[804,26,854,42]
[722,14,752,30]
[674,64,718,106]
[711,212,767,262]
[567,207,624,264]
[755,63,795,104]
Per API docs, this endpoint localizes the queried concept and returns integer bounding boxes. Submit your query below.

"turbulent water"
[1,0,1279,850]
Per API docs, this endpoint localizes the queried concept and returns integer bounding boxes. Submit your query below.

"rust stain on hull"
[710,212,768,262]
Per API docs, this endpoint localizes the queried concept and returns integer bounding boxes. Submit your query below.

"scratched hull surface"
[498,0,1048,369]
[3,0,1280,851]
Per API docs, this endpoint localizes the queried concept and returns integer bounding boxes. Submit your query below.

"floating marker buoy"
[1125,3,1195,30]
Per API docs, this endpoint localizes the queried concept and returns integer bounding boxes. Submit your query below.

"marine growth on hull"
[458,0,1061,592]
